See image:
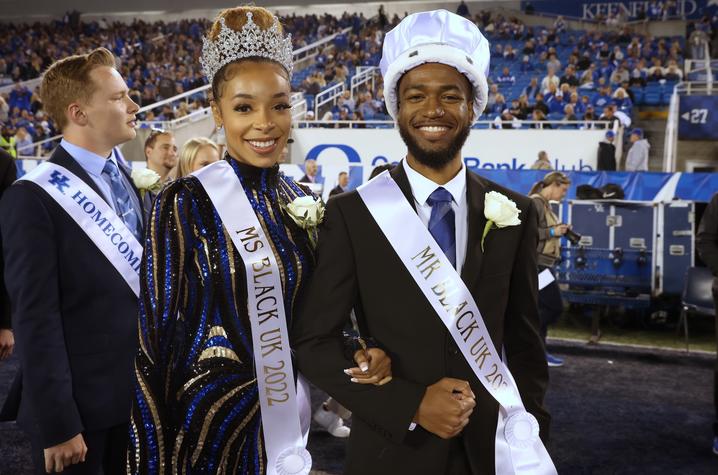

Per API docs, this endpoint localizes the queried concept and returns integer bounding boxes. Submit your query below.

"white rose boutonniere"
[131,168,163,199]
[482,191,521,252]
[285,195,325,248]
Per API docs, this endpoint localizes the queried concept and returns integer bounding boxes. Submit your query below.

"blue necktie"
[102,160,142,243]
[427,187,456,268]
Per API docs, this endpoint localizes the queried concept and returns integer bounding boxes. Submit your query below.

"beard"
[398,122,471,170]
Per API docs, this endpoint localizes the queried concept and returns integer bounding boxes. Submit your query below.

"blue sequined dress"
[129,157,316,474]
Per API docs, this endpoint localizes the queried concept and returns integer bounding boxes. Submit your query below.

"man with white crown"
[294,10,555,474]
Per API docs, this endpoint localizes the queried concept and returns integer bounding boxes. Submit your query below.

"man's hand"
[44,433,87,473]
[414,378,476,439]
[346,347,392,385]
[0,329,14,360]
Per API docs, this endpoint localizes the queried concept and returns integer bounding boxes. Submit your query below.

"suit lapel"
[389,162,417,212]
[51,145,107,202]
[461,170,487,291]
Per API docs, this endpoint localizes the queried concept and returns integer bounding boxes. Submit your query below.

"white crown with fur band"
[200,12,294,84]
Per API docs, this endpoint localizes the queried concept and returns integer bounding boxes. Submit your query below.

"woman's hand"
[345,347,392,386]
[553,224,569,236]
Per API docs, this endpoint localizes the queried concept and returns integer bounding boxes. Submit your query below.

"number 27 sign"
[678,96,718,140]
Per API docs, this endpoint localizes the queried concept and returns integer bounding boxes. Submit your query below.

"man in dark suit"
[329,171,349,197]
[0,147,16,360]
[298,158,318,183]
[0,47,142,474]
[697,192,718,456]
[293,11,550,475]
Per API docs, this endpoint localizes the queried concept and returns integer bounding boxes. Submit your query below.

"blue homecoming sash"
[19,162,142,297]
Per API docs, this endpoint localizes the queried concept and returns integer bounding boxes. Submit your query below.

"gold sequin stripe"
[191,378,257,464]
[172,428,186,475]
[218,399,261,473]
[177,370,211,401]
[134,365,165,474]
[129,419,140,473]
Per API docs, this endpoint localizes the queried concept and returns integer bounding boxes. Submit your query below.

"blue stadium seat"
[644,92,661,106]
[630,88,644,105]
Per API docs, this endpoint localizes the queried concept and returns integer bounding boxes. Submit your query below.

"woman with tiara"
[128,7,391,474]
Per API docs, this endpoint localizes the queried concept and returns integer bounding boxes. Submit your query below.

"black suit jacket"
[293,164,550,475]
[328,185,345,197]
[0,148,16,330]
[697,192,718,295]
[0,145,143,447]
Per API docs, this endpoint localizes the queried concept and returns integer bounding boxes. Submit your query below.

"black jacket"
[0,148,16,330]
[597,141,617,171]
[292,164,550,475]
[329,185,346,197]
[697,193,718,295]
[0,145,144,447]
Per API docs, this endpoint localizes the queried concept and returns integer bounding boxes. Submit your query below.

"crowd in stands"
[0,11,375,155]
[303,8,701,129]
[468,11,693,129]
[1,5,714,153]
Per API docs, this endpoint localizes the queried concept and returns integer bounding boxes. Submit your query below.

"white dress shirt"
[402,158,468,274]
[401,158,469,431]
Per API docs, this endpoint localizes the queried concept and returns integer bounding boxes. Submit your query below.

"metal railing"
[293,119,613,129]
[663,85,681,172]
[135,106,213,131]
[291,91,308,120]
[0,76,42,96]
[314,82,346,119]
[350,66,378,100]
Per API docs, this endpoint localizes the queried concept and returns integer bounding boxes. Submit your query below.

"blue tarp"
[13,161,718,202]
[473,170,718,202]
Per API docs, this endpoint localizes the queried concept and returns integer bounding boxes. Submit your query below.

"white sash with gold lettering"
[19,162,142,297]
[357,171,556,475]
[193,160,311,475]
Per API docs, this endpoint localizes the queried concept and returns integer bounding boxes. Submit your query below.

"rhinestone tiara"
[200,12,294,85]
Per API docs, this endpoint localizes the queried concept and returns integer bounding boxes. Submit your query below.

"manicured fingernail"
[351,378,358,383]
[360,363,369,372]
[343,369,352,375]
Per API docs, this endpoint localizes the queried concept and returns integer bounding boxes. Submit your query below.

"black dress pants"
[713,296,718,437]
[446,436,474,475]
[30,423,128,475]
[538,265,563,342]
